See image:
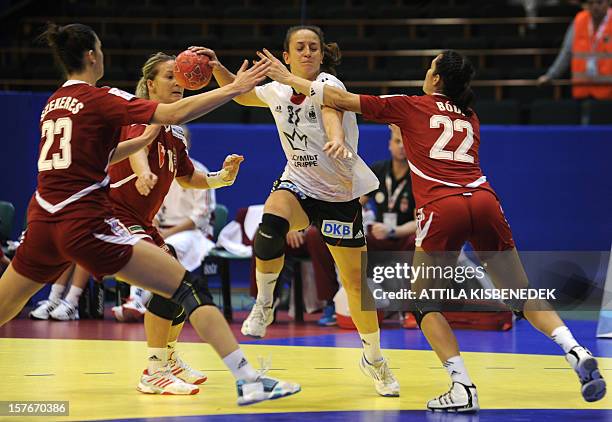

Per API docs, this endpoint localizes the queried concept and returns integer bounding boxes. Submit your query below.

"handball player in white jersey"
[259,48,606,411]
[190,25,400,397]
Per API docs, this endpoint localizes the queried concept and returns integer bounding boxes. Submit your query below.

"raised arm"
[189,46,267,107]
[258,49,361,113]
[151,59,269,124]
[176,154,244,189]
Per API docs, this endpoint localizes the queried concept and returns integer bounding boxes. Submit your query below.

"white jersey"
[255,72,379,202]
[156,160,216,238]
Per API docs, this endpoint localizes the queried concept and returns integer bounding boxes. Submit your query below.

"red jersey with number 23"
[360,93,495,208]
[29,81,158,223]
[108,124,195,226]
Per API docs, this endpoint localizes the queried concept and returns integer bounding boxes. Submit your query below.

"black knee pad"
[147,293,185,325]
[170,271,216,319]
[253,213,290,261]
[412,300,443,327]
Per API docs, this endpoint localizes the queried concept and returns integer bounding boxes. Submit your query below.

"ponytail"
[435,50,476,117]
[38,22,97,76]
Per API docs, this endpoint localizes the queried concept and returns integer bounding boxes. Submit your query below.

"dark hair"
[39,23,98,76]
[435,50,476,117]
[283,25,341,76]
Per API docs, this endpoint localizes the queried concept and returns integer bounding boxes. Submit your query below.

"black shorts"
[271,179,365,248]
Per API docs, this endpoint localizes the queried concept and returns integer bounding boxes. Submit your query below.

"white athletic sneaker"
[427,382,479,412]
[49,299,79,321]
[121,297,147,322]
[241,301,275,338]
[169,351,207,385]
[236,373,300,406]
[565,346,607,402]
[137,366,199,395]
[29,299,59,320]
[111,305,125,322]
[359,354,400,397]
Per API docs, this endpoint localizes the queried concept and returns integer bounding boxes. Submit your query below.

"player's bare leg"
[135,310,202,395]
[328,244,400,397]
[480,247,606,402]
[242,190,309,338]
[117,240,301,404]
[0,264,45,326]
[411,247,479,412]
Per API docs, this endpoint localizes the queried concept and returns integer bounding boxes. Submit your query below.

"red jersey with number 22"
[360,93,495,208]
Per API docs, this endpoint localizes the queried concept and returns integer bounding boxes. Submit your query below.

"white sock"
[49,284,65,303]
[222,349,258,382]
[64,286,83,307]
[130,286,146,303]
[167,340,178,360]
[147,347,168,373]
[551,326,579,353]
[444,356,473,386]
[359,331,383,363]
[255,270,279,307]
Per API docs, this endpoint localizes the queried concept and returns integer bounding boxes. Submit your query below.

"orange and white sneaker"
[136,366,199,395]
[169,351,207,385]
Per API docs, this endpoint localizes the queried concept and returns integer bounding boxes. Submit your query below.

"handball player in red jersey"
[0,23,301,406]
[108,52,244,395]
[259,48,606,411]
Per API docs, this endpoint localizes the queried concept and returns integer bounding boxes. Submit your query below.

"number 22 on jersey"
[38,117,73,171]
[429,115,474,163]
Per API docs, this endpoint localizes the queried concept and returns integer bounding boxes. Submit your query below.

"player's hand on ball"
[135,171,158,196]
[188,46,221,69]
[256,49,292,84]
[221,154,244,183]
[323,139,354,160]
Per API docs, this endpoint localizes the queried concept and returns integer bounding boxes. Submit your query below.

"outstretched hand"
[256,48,293,85]
[231,59,270,94]
[221,154,245,183]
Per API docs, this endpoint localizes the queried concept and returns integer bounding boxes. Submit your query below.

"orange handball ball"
[173,50,213,90]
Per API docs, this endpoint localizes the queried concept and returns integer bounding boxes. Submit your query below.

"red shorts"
[121,220,170,253]
[12,216,143,284]
[415,190,515,252]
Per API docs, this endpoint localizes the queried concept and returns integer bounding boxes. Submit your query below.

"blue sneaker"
[318,304,337,326]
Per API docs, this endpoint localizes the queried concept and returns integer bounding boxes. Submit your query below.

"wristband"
[387,228,397,239]
[309,81,326,106]
[206,169,233,188]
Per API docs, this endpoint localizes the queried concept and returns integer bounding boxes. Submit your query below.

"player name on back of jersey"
[435,101,465,116]
[40,96,84,121]
[292,154,318,167]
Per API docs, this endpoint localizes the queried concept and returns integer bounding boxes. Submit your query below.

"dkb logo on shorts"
[322,220,353,239]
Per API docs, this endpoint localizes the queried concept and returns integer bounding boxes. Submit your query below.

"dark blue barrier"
[1,92,611,251]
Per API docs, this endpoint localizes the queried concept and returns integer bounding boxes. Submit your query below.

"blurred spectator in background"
[537,0,612,99]
[0,248,10,276]
[361,124,416,252]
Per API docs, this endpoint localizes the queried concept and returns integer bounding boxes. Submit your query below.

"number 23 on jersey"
[38,117,73,172]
